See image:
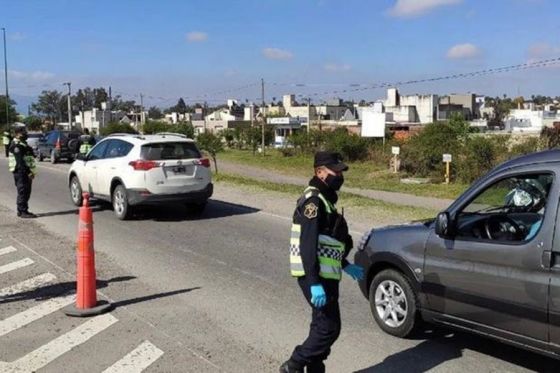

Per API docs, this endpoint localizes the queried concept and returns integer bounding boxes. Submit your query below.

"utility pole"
[63,82,72,129]
[307,97,311,133]
[1,28,9,128]
[108,86,112,123]
[261,78,265,157]
[140,93,144,124]
[204,101,207,132]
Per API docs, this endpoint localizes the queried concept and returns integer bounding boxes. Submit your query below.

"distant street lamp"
[1,28,9,128]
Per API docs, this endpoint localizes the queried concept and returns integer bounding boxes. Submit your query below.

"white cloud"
[446,43,481,59]
[9,70,55,81]
[388,0,462,18]
[262,48,293,61]
[528,42,560,59]
[324,63,351,72]
[186,31,208,43]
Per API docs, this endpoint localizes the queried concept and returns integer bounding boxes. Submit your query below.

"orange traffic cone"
[64,193,113,317]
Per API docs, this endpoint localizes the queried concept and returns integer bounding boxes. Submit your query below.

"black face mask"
[325,173,344,191]
[20,134,28,142]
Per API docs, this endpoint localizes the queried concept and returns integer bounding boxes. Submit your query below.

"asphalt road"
[0,157,557,372]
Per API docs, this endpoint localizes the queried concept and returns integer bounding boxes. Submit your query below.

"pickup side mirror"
[75,153,87,161]
[435,212,454,238]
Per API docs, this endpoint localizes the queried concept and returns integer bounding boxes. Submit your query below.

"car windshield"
[140,142,201,160]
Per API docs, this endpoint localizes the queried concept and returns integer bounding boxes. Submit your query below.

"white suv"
[68,133,213,220]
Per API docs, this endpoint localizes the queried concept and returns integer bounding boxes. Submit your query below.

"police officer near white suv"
[8,127,37,218]
[281,151,364,373]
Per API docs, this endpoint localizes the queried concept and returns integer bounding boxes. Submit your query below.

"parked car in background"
[26,132,44,157]
[67,132,213,220]
[37,130,82,163]
[355,149,560,359]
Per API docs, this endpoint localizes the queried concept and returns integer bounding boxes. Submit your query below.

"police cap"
[314,151,349,172]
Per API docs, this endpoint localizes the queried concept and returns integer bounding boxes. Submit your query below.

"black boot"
[279,359,304,373]
[307,361,325,373]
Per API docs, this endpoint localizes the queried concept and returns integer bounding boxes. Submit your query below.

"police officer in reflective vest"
[281,151,364,373]
[8,127,37,218]
[2,130,11,157]
[79,128,95,155]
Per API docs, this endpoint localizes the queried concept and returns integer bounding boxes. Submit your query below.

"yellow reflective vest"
[290,186,345,281]
[8,138,37,175]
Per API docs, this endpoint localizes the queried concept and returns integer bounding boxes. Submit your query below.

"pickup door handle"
[542,251,560,269]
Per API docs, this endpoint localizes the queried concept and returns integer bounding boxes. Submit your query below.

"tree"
[0,95,18,128]
[197,132,224,173]
[487,96,513,129]
[100,122,138,136]
[142,120,169,134]
[32,90,63,126]
[110,95,137,112]
[169,122,195,138]
[175,98,188,114]
[23,115,43,131]
[148,106,163,119]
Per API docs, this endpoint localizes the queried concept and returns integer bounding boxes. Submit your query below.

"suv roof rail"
[106,133,143,138]
[154,132,190,139]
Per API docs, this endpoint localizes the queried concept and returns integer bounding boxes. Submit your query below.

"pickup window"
[456,173,553,242]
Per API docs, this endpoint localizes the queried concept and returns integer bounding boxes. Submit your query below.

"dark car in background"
[26,132,44,157]
[37,130,82,163]
[355,149,560,359]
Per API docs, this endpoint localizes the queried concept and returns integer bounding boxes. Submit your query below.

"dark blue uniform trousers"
[13,172,32,214]
[291,278,341,372]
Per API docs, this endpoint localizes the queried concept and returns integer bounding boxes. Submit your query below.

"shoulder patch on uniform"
[303,202,318,219]
[13,147,20,153]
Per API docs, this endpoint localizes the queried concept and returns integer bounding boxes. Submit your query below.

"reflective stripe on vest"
[80,143,92,154]
[290,187,345,280]
[2,132,9,145]
[8,139,37,175]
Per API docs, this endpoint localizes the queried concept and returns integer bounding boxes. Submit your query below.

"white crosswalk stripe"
[0,247,166,372]
[0,273,57,298]
[0,294,75,337]
[0,246,17,256]
[103,340,164,373]
[0,314,119,372]
[0,258,34,275]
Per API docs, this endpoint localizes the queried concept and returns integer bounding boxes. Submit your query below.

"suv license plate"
[172,166,186,173]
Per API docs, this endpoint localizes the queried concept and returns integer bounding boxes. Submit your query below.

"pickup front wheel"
[370,269,418,338]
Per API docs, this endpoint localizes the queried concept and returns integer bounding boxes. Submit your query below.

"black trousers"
[13,172,32,214]
[4,146,8,158]
[291,278,341,371]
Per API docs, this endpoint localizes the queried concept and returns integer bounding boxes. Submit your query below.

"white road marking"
[0,246,16,256]
[0,258,34,275]
[102,340,164,373]
[0,313,118,373]
[0,273,57,298]
[0,294,75,337]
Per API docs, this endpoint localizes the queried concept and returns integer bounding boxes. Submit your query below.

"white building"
[75,108,121,133]
[505,109,544,132]
[382,88,438,124]
[163,112,192,124]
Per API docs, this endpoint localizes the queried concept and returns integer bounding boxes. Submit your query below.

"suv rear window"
[140,142,201,160]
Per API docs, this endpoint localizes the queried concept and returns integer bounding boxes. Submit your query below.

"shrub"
[169,122,195,138]
[323,128,369,162]
[456,136,497,183]
[142,120,169,134]
[100,122,138,136]
[401,122,462,177]
[510,137,541,157]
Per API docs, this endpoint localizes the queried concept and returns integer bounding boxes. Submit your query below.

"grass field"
[215,173,438,222]
[220,149,469,200]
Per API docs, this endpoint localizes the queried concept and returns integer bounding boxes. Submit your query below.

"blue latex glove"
[344,264,365,281]
[310,284,327,308]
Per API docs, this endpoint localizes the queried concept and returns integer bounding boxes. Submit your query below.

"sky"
[1,0,560,111]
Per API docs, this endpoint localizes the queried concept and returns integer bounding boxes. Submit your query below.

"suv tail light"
[129,160,160,171]
[194,158,211,168]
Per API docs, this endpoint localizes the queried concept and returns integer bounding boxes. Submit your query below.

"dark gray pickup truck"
[355,149,560,359]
